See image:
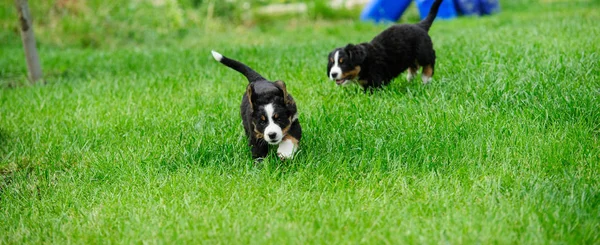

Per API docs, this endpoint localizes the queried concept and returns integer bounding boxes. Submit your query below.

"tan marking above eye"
[329,57,333,62]
[261,115,266,121]
[274,114,279,119]
[339,58,344,63]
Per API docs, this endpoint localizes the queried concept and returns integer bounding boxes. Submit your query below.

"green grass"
[1,1,600,244]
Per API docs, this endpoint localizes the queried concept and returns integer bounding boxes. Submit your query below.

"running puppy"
[211,50,301,160]
[326,0,444,91]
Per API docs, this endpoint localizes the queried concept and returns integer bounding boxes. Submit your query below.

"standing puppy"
[327,0,444,91]
[211,51,301,160]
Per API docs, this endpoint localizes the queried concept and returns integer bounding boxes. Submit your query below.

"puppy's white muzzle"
[264,125,283,145]
[329,50,343,81]
[263,103,283,145]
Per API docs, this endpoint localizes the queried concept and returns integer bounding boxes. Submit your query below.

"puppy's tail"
[211,50,266,83]
[417,0,443,32]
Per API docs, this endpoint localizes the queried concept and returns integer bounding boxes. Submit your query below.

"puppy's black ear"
[274,80,297,117]
[246,83,255,110]
[345,44,367,65]
[273,80,290,105]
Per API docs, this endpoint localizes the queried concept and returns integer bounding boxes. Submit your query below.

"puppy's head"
[327,44,367,86]
[247,81,296,145]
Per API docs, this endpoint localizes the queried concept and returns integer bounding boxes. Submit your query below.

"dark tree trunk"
[16,0,43,84]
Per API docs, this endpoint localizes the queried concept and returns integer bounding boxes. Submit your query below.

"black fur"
[212,51,302,160]
[326,0,443,91]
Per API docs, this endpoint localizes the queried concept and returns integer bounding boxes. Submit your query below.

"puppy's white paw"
[277,139,297,160]
[422,75,432,84]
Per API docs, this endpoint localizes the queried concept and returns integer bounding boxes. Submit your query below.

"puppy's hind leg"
[416,44,435,84]
[422,64,434,84]
[407,63,420,81]
[417,48,435,84]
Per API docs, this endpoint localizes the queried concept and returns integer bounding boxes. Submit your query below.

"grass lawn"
[1,1,600,244]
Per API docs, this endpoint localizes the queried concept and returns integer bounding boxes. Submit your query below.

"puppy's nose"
[267,132,277,140]
[331,72,339,78]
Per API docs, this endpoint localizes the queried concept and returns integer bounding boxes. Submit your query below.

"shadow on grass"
[0,128,12,172]
[0,128,8,147]
[0,128,17,201]
[0,163,40,203]
[338,78,425,97]
[389,79,428,95]
[159,133,309,177]
[0,69,88,89]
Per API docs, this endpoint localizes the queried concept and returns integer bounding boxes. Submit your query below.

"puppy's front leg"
[277,135,299,160]
[251,139,269,161]
[421,64,434,84]
[362,77,384,93]
[277,121,301,160]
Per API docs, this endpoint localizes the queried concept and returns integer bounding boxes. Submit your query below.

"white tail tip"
[211,50,223,62]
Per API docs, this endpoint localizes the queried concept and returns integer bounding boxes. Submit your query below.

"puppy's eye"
[273,114,279,119]
[261,115,266,121]
[329,57,333,62]
[339,58,343,63]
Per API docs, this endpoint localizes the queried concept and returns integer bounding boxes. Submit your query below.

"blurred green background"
[1,0,571,50]
[2,0,365,49]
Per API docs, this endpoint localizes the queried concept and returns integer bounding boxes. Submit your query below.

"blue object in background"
[479,0,500,15]
[360,0,413,22]
[453,0,481,16]
[416,0,457,20]
[359,0,494,23]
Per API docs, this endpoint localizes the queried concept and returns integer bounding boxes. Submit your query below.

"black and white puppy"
[211,50,301,160]
[327,0,444,91]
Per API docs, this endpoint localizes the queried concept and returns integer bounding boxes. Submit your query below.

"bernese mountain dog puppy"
[211,51,301,161]
[327,0,444,91]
